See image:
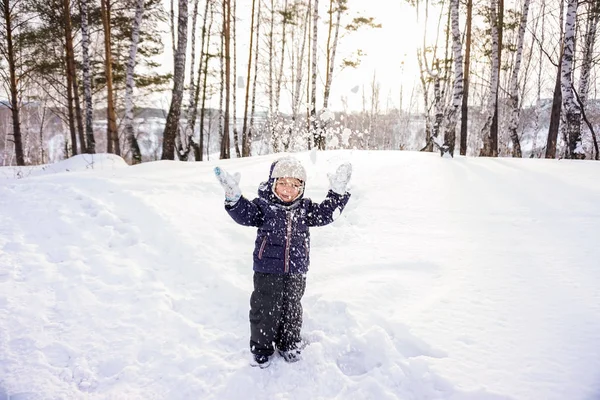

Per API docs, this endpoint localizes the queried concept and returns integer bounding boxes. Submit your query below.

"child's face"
[274,177,303,202]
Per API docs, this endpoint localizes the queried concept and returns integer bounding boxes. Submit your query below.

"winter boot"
[252,354,271,368]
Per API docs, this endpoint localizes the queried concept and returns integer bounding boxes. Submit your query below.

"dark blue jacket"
[225,170,350,275]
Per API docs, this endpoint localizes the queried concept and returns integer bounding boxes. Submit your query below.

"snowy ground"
[0,150,599,400]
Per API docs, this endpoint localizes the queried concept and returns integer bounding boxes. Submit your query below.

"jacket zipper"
[258,236,267,260]
[284,211,293,273]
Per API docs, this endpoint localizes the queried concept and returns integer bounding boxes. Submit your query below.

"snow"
[1,150,599,400]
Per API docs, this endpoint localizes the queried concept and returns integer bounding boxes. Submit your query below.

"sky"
[1,150,600,399]
[156,0,429,113]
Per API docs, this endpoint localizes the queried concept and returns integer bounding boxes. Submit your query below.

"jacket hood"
[258,158,306,206]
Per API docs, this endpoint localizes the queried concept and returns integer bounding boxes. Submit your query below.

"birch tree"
[459,0,472,156]
[123,0,144,164]
[79,0,95,154]
[161,0,188,160]
[101,0,120,155]
[310,0,321,149]
[0,0,26,165]
[241,0,256,157]
[561,0,583,159]
[545,0,564,159]
[574,1,599,158]
[506,0,531,158]
[480,0,500,157]
[62,0,85,154]
[441,0,463,157]
[219,0,232,159]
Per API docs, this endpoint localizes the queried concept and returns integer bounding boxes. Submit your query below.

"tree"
[219,0,231,159]
[459,0,472,156]
[441,0,463,157]
[123,0,144,164]
[161,0,188,160]
[62,0,85,155]
[0,0,27,165]
[561,0,582,159]
[79,0,95,154]
[480,0,501,157]
[101,0,120,155]
[241,0,256,157]
[506,0,531,158]
[310,0,320,149]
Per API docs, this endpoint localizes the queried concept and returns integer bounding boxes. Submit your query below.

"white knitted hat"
[270,157,306,182]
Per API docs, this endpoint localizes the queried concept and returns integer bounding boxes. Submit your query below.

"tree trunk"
[219,0,231,159]
[199,2,215,161]
[101,0,120,155]
[248,0,261,149]
[442,0,464,157]
[480,0,500,157]
[488,0,503,157]
[323,0,341,110]
[63,0,86,154]
[124,0,144,164]
[311,0,323,149]
[161,0,188,160]
[2,0,25,165]
[417,49,433,152]
[545,0,564,159]
[242,0,256,157]
[79,0,96,154]
[232,0,241,158]
[190,0,211,161]
[506,0,531,158]
[459,0,472,156]
[561,0,582,159]
[574,2,599,158]
[63,0,78,156]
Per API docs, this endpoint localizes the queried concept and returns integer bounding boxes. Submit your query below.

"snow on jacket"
[225,163,351,275]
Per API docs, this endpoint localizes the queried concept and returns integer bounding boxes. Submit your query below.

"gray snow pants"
[249,271,306,356]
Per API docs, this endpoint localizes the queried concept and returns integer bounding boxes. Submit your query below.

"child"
[214,156,352,368]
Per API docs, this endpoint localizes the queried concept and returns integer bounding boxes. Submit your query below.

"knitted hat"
[270,157,306,182]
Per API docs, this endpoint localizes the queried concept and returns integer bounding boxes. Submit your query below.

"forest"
[1,0,599,166]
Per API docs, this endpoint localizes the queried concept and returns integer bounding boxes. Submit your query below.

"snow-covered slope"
[0,151,599,400]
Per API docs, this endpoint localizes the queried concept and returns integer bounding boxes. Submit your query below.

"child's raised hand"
[328,162,352,195]
[214,166,242,203]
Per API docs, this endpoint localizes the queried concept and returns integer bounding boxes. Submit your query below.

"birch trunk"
[575,2,599,158]
[79,0,95,154]
[101,0,120,155]
[417,49,432,152]
[161,0,188,160]
[199,1,215,161]
[123,0,144,164]
[506,0,531,158]
[323,0,341,109]
[242,0,256,157]
[190,0,211,161]
[1,0,24,165]
[248,0,261,149]
[311,0,323,149]
[63,0,78,156]
[545,0,564,159]
[459,0,472,156]
[232,0,241,158]
[480,0,500,157]
[561,0,582,159]
[442,0,463,157]
[220,0,231,159]
[63,0,86,154]
[185,0,200,147]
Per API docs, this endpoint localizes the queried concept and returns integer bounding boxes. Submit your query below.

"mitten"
[328,162,352,195]
[214,166,242,204]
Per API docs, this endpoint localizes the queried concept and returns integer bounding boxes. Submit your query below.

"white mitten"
[214,166,242,203]
[328,162,352,195]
